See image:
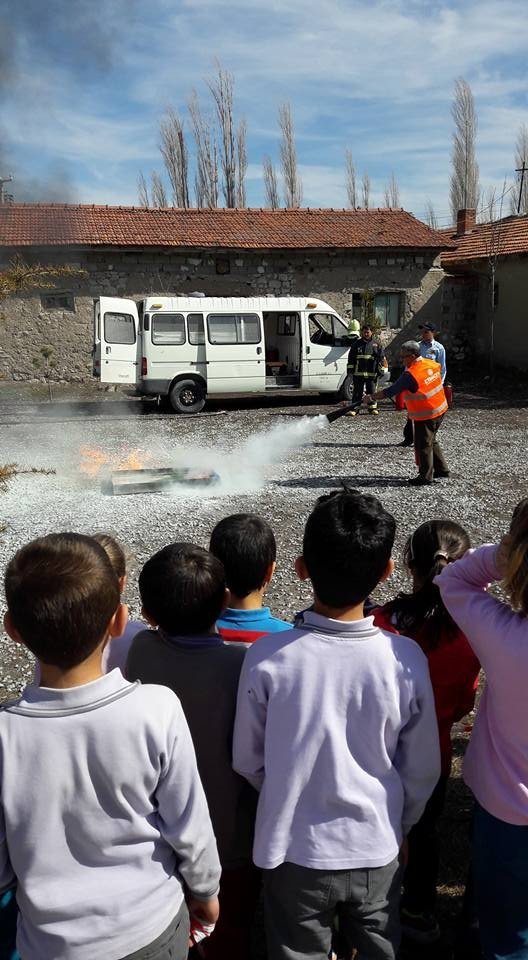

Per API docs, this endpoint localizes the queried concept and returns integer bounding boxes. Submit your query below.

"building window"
[151,313,186,345]
[374,293,401,329]
[351,292,402,329]
[207,313,261,345]
[41,292,75,311]
[104,312,136,345]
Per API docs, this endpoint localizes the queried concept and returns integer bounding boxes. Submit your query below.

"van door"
[96,297,140,384]
[302,311,350,392]
[204,311,265,393]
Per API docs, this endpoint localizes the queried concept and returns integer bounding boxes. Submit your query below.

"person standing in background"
[348,324,386,417]
[402,323,446,446]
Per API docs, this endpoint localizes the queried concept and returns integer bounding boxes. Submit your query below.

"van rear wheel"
[169,379,206,414]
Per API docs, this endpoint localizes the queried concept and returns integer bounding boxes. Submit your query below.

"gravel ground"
[1,387,525,697]
[0,385,526,956]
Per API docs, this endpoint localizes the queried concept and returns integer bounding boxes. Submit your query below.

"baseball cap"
[418,322,436,331]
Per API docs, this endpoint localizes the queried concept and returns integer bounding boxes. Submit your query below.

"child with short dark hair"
[127,543,260,960]
[1,533,220,960]
[436,498,528,960]
[374,520,480,944]
[209,513,290,642]
[233,490,440,960]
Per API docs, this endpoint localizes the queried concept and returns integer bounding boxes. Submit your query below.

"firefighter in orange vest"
[364,340,449,486]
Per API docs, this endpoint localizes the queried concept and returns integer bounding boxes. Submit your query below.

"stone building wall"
[0,245,448,382]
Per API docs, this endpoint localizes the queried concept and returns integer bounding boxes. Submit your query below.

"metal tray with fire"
[103,467,220,496]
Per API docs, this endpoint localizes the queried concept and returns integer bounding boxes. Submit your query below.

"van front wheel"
[169,379,206,414]
[338,375,354,402]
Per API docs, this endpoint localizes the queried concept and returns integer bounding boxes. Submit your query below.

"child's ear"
[3,612,23,646]
[141,606,159,628]
[295,556,310,582]
[379,558,395,583]
[108,603,128,638]
[261,561,276,588]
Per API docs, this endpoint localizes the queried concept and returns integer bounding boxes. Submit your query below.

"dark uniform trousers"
[413,415,449,482]
[352,376,376,403]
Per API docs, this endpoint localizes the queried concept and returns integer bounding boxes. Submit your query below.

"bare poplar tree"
[361,171,371,209]
[279,102,302,207]
[422,200,438,229]
[478,185,499,223]
[383,172,400,208]
[513,123,528,214]
[150,172,168,207]
[188,91,219,208]
[137,171,150,207]
[263,156,280,208]
[159,108,190,207]
[345,150,357,207]
[449,77,480,220]
[208,63,238,207]
[236,118,247,207]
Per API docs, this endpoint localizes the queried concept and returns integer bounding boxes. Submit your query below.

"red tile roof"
[0,203,452,251]
[442,215,528,266]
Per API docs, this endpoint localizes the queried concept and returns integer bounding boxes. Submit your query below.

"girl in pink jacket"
[436,497,528,960]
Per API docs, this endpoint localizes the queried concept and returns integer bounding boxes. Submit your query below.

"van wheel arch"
[168,376,207,414]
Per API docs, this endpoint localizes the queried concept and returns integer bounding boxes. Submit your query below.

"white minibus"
[93,295,359,413]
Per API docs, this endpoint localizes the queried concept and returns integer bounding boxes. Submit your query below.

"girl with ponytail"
[436,499,528,960]
[374,520,480,945]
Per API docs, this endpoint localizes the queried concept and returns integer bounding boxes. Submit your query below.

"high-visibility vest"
[404,357,448,421]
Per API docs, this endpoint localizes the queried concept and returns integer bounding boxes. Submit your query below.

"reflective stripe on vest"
[404,358,448,421]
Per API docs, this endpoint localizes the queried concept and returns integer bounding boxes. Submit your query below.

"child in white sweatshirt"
[233,489,440,960]
[1,532,220,960]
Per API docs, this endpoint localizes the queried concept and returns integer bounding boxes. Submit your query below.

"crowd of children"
[0,493,527,960]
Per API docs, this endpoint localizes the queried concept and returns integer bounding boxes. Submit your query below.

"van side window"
[152,313,186,345]
[104,312,136,345]
[188,313,205,345]
[207,313,261,345]
[309,313,335,345]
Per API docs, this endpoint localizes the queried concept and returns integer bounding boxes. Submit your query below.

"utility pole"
[0,175,14,203]
[516,161,527,214]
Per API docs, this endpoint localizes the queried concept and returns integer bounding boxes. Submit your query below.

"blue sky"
[1,0,527,223]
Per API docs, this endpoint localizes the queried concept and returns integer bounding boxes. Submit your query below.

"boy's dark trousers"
[120,903,189,960]
[402,776,448,914]
[413,415,449,482]
[263,858,402,960]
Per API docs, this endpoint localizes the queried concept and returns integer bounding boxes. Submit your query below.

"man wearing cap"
[401,323,447,445]
[365,340,449,486]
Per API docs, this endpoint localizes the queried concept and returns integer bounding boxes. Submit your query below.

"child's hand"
[188,895,220,927]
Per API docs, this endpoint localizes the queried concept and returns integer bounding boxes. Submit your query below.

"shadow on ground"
[276,475,408,489]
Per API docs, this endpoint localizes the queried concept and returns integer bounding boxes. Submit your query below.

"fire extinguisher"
[444,382,454,406]
[394,392,406,411]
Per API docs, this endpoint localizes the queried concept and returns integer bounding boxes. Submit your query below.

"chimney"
[456,208,476,236]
